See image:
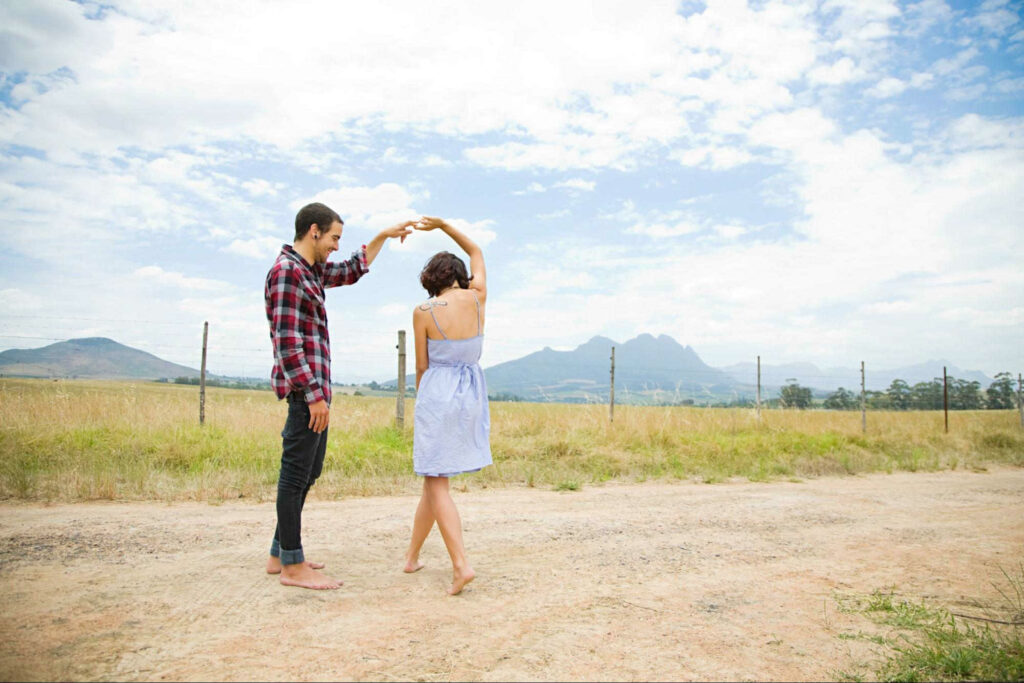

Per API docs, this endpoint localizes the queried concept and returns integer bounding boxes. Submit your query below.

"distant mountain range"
[0,338,200,380]
[0,336,998,405]
[387,333,997,404]
[719,360,994,393]
[482,334,736,403]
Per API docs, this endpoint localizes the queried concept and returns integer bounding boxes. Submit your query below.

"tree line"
[779,372,1019,411]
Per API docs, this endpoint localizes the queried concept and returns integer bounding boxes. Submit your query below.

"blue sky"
[0,0,1022,383]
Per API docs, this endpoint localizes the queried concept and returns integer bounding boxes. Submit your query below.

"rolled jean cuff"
[269,538,280,558]
[279,546,305,566]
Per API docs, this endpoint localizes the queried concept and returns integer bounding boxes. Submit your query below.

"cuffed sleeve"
[322,246,369,288]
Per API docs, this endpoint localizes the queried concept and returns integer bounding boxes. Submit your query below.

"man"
[264,201,413,590]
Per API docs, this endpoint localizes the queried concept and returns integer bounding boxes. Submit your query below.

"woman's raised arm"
[415,216,486,300]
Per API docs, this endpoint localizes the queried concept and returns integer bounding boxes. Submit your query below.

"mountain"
[0,338,201,380]
[388,333,742,404]
[720,359,994,392]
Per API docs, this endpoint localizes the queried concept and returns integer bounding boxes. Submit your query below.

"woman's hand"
[415,216,450,232]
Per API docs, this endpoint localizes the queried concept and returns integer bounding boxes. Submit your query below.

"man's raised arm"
[364,221,415,265]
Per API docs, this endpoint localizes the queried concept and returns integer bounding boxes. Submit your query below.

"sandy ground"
[1,468,1022,682]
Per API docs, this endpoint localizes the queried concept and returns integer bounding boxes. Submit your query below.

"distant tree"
[985,372,1017,410]
[865,390,890,410]
[949,378,983,410]
[779,379,813,409]
[488,392,523,402]
[909,380,943,410]
[368,381,380,391]
[886,379,911,411]
[823,387,858,411]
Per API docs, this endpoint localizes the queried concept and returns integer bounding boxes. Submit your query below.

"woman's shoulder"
[416,297,447,311]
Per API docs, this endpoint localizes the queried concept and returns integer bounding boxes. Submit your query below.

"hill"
[385,333,742,404]
[0,338,200,380]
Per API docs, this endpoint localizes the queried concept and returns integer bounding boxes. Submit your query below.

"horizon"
[1,1,1021,381]
[0,333,1005,388]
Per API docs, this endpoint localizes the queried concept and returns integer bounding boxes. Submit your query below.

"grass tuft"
[837,567,1024,682]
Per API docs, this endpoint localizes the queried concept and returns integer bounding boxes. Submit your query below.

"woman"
[403,215,492,595]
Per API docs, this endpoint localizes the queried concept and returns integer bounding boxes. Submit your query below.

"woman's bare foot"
[403,555,426,573]
[266,556,325,574]
[279,564,342,590]
[448,565,475,595]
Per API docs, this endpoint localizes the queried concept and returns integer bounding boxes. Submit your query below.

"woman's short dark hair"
[294,202,342,241]
[420,251,471,297]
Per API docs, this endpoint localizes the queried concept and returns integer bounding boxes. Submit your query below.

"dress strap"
[472,291,481,335]
[428,300,448,340]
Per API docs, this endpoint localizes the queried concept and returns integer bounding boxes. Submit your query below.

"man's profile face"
[314,221,344,264]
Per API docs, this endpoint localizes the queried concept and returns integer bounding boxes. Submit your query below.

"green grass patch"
[837,568,1024,682]
[2,379,1023,501]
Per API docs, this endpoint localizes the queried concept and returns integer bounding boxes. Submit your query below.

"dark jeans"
[269,392,328,566]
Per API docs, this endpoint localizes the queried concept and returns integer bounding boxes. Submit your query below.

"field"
[1,378,1022,502]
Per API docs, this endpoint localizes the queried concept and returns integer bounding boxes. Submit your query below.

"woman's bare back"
[421,288,485,340]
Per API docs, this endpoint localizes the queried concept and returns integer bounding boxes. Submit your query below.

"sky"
[0,0,1022,384]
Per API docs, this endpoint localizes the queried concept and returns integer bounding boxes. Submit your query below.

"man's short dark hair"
[420,251,472,297]
[295,202,342,241]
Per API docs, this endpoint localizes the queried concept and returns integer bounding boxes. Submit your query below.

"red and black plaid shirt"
[265,244,368,405]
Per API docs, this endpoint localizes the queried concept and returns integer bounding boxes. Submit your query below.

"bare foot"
[403,555,425,573]
[266,556,324,575]
[448,565,475,595]
[279,564,342,590]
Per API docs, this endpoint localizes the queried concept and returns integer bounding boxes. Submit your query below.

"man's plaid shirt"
[265,244,368,405]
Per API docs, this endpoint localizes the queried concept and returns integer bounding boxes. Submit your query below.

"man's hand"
[382,220,415,243]
[308,400,329,433]
[365,220,416,265]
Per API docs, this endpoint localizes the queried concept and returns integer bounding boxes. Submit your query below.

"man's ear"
[311,223,320,239]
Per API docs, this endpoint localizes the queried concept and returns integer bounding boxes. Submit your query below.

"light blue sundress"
[413,294,492,478]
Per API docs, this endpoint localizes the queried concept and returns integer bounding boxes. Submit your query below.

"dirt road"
[1,468,1022,681]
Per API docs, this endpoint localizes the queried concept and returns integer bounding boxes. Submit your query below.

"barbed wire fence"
[1,315,1021,432]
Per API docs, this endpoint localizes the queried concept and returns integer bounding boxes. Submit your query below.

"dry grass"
[1,378,1022,502]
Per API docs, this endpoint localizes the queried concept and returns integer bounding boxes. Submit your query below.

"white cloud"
[932,47,980,76]
[671,144,755,170]
[967,1,1021,36]
[241,179,283,197]
[299,182,422,234]
[554,178,596,192]
[867,76,909,98]
[223,236,282,260]
[626,221,703,237]
[514,182,547,195]
[133,266,235,292]
[807,57,864,86]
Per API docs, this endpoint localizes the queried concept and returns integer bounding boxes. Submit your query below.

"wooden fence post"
[199,321,208,425]
[609,346,615,423]
[1017,373,1022,429]
[396,330,406,430]
[756,355,761,419]
[860,361,866,433]
[943,366,949,434]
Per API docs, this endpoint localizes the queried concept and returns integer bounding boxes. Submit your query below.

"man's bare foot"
[266,556,325,575]
[403,555,425,573]
[448,565,475,595]
[279,564,342,590]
